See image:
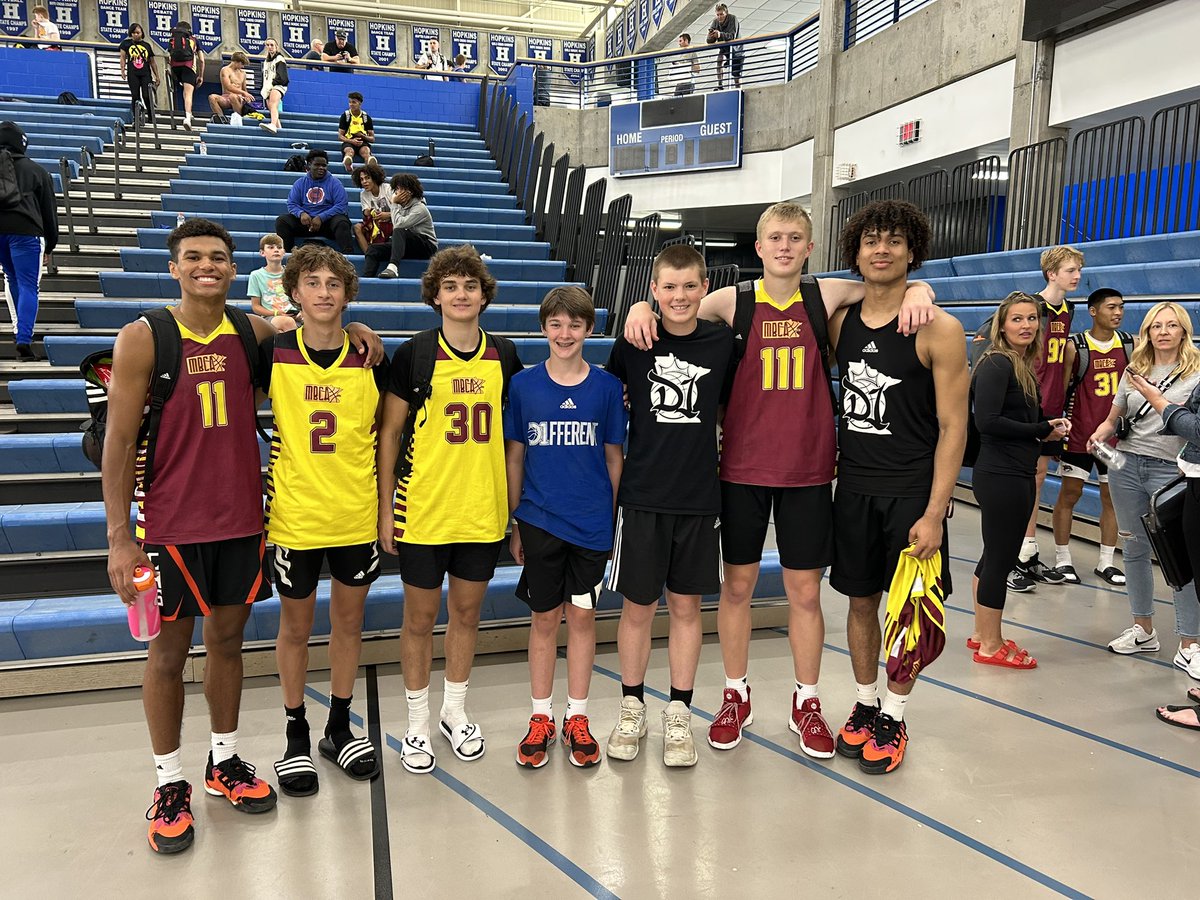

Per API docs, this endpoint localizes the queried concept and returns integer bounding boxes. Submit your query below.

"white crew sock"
[795,682,819,702]
[855,681,878,706]
[441,678,469,728]
[211,730,237,765]
[725,674,748,702]
[1099,545,1116,570]
[153,748,183,787]
[1019,537,1039,563]
[406,685,430,736]
[880,690,910,722]
[531,695,553,718]
[565,696,588,719]
[1055,545,1072,568]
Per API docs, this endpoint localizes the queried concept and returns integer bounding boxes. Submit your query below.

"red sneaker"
[515,714,557,769]
[561,714,601,768]
[146,780,195,854]
[836,701,879,759]
[789,695,835,759]
[859,712,908,774]
[707,686,753,750]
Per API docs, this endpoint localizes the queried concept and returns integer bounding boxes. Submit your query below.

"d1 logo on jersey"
[648,353,710,423]
[841,360,901,435]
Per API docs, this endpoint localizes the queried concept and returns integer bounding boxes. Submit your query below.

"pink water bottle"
[128,565,161,642]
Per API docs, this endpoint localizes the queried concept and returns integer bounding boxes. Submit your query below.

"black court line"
[366,667,394,900]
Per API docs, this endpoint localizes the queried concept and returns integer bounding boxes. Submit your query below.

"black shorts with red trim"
[141,532,272,620]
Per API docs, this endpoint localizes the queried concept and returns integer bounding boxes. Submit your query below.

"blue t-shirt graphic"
[503,363,627,550]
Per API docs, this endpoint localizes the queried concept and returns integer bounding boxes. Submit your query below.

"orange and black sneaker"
[146,780,195,854]
[562,714,601,768]
[516,714,557,768]
[859,712,908,774]
[836,701,879,759]
[204,753,279,813]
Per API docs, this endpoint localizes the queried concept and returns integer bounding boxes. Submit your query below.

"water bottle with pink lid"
[128,565,161,642]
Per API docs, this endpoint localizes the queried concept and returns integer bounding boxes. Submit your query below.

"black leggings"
[274,213,354,253]
[973,471,1037,610]
[127,72,154,122]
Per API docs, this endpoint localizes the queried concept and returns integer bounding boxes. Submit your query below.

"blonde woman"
[968,293,1071,669]
[1089,302,1200,676]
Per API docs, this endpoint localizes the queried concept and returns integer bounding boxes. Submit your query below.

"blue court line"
[948,553,1174,608]
[304,685,619,900]
[590,664,1089,900]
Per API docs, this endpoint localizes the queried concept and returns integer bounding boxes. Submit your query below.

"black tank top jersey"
[835,304,938,497]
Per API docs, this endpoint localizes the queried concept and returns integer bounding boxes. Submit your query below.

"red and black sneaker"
[146,780,195,854]
[859,712,908,774]
[204,753,278,813]
[836,701,880,759]
[561,714,601,768]
[707,686,753,750]
[515,714,557,769]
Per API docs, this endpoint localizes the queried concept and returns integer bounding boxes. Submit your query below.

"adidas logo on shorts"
[862,341,879,353]
[354,570,365,579]
[560,398,577,410]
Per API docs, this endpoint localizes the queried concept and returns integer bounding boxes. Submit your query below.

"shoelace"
[146,783,189,824]
[524,717,555,745]
[562,716,594,747]
[617,704,643,735]
[848,703,876,732]
[214,755,259,788]
[663,711,691,742]
[712,694,742,728]
[872,714,903,749]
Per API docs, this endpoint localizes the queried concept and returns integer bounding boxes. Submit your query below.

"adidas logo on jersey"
[862,341,879,353]
[159,372,171,380]
[560,398,577,410]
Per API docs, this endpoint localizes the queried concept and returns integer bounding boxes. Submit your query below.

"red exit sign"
[898,119,921,145]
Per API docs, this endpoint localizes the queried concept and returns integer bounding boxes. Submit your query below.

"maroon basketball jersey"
[720,282,837,487]
[137,315,264,545]
[1066,333,1128,454]
[1035,298,1073,418]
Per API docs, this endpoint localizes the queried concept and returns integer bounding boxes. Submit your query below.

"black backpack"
[0,148,20,210]
[413,138,435,168]
[169,33,194,65]
[56,91,79,104]
[283,154,306,172]
[394,328,519,480]
[80,306,265,490]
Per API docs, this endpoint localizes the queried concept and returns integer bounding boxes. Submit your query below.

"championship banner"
[411,25,440,62]
[450,29,477,72]
[326,16,356,48]
[49,0,79,40]
[639,0,650,40]
[489,32,515,77]
[652,0,664,28]
[587,33,596,79]
[96,0,129,43]
[562,39,587,85]
[604,31,612,63]
[667,0,679,13]
[236,7,267,55]
[280,12,311,59]
[624,5,636,52]
[526,36,552,61]
[367,21,396,66]
[191,3,222,53]
[613,15,624,57]
[0,0,26,37]
[146,0,178,51]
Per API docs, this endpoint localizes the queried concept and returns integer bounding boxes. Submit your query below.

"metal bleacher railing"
[843,0,939,49]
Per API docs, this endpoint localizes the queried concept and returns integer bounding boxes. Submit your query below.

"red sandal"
[967,637,1016,652]
[973,642,1037,669]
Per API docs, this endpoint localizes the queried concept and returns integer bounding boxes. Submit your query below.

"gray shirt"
[392,197,437,245]
[1113,363,1200,461]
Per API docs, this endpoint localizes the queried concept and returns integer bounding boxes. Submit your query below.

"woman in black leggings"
[969,293,1071,669]
[119,24,158,123]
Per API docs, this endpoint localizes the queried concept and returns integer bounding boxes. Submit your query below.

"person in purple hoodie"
[274,149,353,253]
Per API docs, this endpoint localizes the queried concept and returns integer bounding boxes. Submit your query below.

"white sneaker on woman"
[1107,624,1159,655]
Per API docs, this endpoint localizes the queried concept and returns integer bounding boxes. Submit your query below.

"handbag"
[1141,475,1194,590]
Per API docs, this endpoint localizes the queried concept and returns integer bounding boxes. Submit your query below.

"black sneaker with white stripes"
[1006,569,1035,592]
[1015,553,1066,584]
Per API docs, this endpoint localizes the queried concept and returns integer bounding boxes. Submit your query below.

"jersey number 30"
[445,402,492,444]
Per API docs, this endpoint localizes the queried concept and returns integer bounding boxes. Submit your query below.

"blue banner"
[450,29,477,72]
[625,6,636,52]
[587,34,595,79]
[326,16,356,48]
[604,31,612,64]
[280,12,310,59]
[146,0,178,51]
[236,8,267,55]
[96,0,128,43]
[614,16,624,57]
[412,24,440,63]
[191,3,221,54]
[367,21,396,66]
[489,32,515,77]
[0,0,25,37]
[563,39,587,85]
[639,0,650,40]
[527,36,552,61]
[49,0,78,40]
[667,0,678,12]
[652,0,664,28]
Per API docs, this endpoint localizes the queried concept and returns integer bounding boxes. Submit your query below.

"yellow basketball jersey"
[394,332,509,545]
[265,329,380,549]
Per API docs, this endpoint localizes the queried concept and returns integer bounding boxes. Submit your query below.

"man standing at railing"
[707,3,743,90]
[322,31,360,74]
[674,34,702,95]
[416,38,451,81]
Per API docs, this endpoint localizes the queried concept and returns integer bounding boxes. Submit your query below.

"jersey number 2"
[310,411,337,453]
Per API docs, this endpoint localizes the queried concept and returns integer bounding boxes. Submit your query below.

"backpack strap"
[1118,330,1135,363]
[491,333,520,407]
[139,307,183,493]
[394,329,440,481]
[797,274,836,406]
[224,304,273,445]
[1069,332,1089,386]
[730,279,756,362]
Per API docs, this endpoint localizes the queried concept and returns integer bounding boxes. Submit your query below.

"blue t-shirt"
[503,363,627,550]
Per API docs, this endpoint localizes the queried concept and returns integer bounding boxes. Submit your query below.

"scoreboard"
[608,90,744,178]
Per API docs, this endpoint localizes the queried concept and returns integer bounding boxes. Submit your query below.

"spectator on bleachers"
[259,39,288,135]
[0,121,58,362]
[208,51,255,124]
[119,23,158,124]
[322,32,360,74]
[339,92,377,173]
[674,34,701,95]
[304,39,325,70]
[352,164,394,266]
[248,234,298,332]
[452,54,468,74]
[416,39,451,81]
[1089,302,1200,674]
[377,173,438,279]
[275,149,353,253]
[30,6,61,50]
[167,20,203,130]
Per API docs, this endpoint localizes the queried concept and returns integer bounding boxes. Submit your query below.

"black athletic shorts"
[514,519,608,614]
[1058,450,1109,483]
[829,489,952,598]
[720,481,833,571]
[170,66,198,87]
[341,141,373,155]
[608,507,721,605]
[396,540,504,590]
[141,532,272,621]
[273,541,382,600]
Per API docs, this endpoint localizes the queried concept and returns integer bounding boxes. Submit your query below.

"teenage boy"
[266,245,388,795]
[605,244,736,768]
[166,21,203,130]
[623,202,935,758]
[338,92,378,173]
[275,149,354,254]
[829,200,968,775]
[30,6,61,49]
[376,245,522,774]
[208,51,255,122]
[248,233,298,332]
[1051,288,1129,586]
[505,287,626,768]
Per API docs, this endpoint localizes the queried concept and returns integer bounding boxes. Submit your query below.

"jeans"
[1108,452,1200,637]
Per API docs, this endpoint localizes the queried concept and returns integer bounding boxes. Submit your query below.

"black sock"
[284,703,310,758]
[670,687,694,709]
[326,694,353,748]
[622,682,645,703]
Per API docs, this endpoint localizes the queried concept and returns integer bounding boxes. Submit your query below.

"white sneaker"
[183,115,192,130]
[379,263,399,279]
[606,696,647,761]
[1174,643,1200,680]
[1107,624,1160,655]
[259,122,278,134]
[661,700,697,768]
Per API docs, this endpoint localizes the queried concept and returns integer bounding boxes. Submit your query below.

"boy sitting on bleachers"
[248,233,298,332]
[274,149,354,254]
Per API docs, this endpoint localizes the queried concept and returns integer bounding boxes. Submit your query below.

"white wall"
[831,61,1016,184]
[1049,0,1200,126]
